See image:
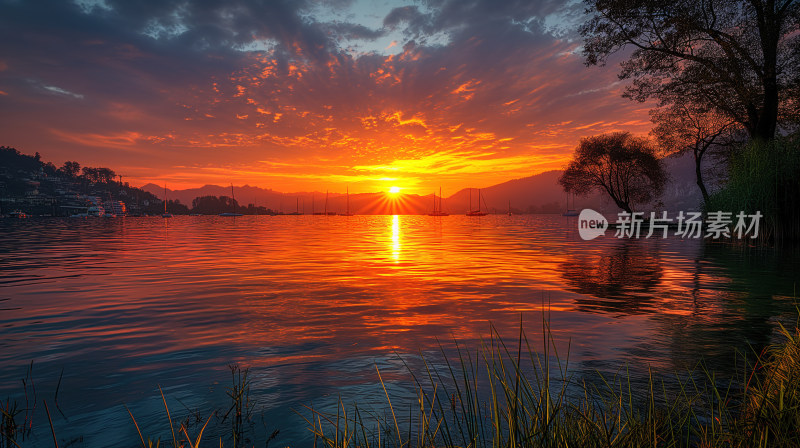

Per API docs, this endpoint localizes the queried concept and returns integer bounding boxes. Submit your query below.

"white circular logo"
[578,209,608,240]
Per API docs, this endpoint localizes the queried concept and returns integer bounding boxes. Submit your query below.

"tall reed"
[708,135,800,243]
[303,313,800,447]
[3,315,798,447]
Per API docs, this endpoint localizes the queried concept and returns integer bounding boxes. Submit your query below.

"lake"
[1,215,798,446]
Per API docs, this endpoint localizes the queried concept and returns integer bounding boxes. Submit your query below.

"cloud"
[384,6,433,34]
[43,84,85,99]
[321,22,385,41]
[0,0,652,192]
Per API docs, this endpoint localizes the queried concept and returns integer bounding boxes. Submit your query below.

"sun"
[388,186,401,194]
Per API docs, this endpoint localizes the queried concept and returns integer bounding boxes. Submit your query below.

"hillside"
[447,170,603,214]
[143,151,707,215]
[0,146,171,216]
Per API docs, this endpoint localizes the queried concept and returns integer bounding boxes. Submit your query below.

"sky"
[0,0,652,194]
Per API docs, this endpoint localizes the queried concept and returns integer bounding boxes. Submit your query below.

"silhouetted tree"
[245,203,272,215]
[559,132,667,213]
[81,167,96,182]
[81,166,116,184]
[97,167,116,183]
[43,161,57,176]
[650,102,739,204]
[61,161,81,178]
[0,146,40,172]
[191,195,240,214]
[166,199,189,215]
[582,0,800,142]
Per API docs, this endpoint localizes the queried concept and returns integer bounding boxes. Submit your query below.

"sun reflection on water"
[391,214,400,261]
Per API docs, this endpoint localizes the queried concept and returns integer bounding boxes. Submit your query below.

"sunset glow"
[2,0,797,445]
[0,0,653,195]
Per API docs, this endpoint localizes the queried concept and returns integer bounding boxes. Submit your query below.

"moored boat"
[162,184,172,218]
[428,187,449,216]
[466,188,487,216]
[219,183,243,216]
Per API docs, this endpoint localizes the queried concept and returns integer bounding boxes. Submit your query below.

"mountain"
[141,184,438,215]
[142,184,288,210]
[445,151,706,214]
[446,171,603,214]
[142,152,707,215]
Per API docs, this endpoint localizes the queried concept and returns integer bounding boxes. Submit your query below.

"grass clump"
[125,385,213,448]
[125,364,270,448]
[708,135,800,243]
[303,314,800,448]
[1,399,23,448]
[737,322,800,447]
[3,318,800,447]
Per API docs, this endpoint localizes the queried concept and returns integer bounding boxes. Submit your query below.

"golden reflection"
[9,215,785,387]
[391,214,400,261]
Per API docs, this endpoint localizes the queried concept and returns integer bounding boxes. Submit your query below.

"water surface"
[0,215,797,446]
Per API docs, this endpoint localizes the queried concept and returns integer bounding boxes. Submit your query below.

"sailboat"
[219,183,244,216]
[312,194,324,215]
[339,187,354,216]
[507,200,513,216]
[466,188,487,216]
[563,192,579,216]
[161,184,173,218]
[286,197,302,215]
[324,190,335,215]
[428,187,449,216]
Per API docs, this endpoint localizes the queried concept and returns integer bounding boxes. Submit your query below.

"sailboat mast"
[433,191,436,213]
[346,186,350,215]
[231,183,236,214]
[163,184,167,214]
[439,187,442,213]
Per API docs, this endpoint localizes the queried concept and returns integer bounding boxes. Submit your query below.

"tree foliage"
[81,166,116,184]
[582,0,800,142]
[650,101,739,203]
[559,132,667,213]
[61,161,81,178]
[191,195,240,214]
[0,146,42,173]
